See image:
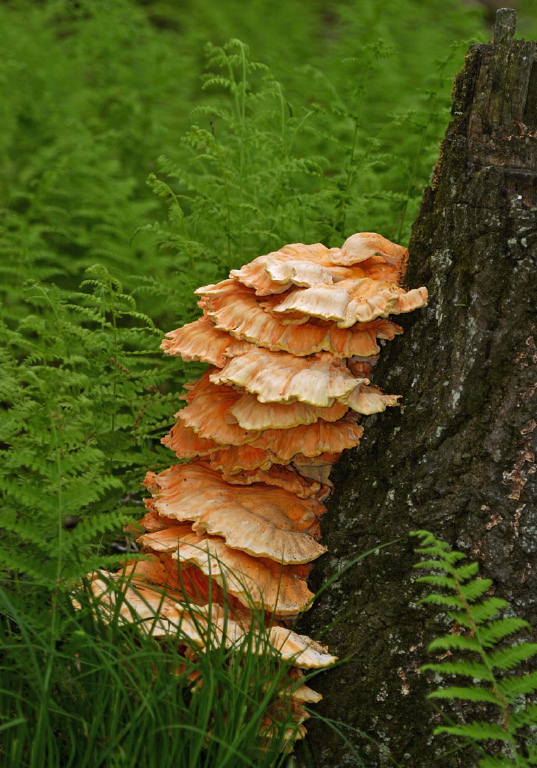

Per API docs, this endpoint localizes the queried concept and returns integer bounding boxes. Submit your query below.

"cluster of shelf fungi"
[89,232,427,746]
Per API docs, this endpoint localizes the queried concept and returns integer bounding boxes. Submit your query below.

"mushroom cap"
[272,279,427,328]
[86,571,200,640]
[137,527,313,617]
[271,278,405,328]
[161,419,220,459]
[290,683,323,704]
[227,235,409,295]
[177,603,338,669]
[164,405,363,465]
[347,354,379,379]
[160,316,235,367]
[267,626,337,669]
[210,347,365,407]
[176,376,259,446]
[128,551,246,611]
[208,444,276,473]
[190,510,326,567]
[180,367,244,404]
[137,526,190,555]
[122,552,185,591]
[208,444,340,476]
[234,257,337,296]
[393,286,429,313]
[176,368,350,434]
[228,243,335,295]
[229,391,349,431]
[220,463,329,500]
[87,575,336,668]
[328,257,402,283]
[195,277,246,298]
[333,232,408,267]
[89,569,250,640]
[133,510,180,533]
[265,259,336,289]
[144,463,326,564]
[251,413,364,462]
[292,453,339,486]
[203,279,403,358]
[341,383,401,415]
[120,552,235,610]
[170,532,314,617]
[212,416,361,467]
[230,415,363,464]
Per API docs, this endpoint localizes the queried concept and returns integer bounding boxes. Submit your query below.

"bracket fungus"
[90,232,427,748]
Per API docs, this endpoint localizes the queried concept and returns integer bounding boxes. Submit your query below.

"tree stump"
[297,9,537,767]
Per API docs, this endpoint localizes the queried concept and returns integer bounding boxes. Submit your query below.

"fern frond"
[416,575,457,589]
[509,703,537,731]
[434,722,514,743]
[68,512,134,545]
[497,671,537,698]
[488,644,537,671]
[468,616,529,648]
[477,757,519,768]
[422,659,495,682]
[470,598,510,624]
[460,578,494,603]
[428,686,501,704]
[428,635,483,653]
[420,594,464,609]
[0,547,61,585]
[412,530,537,765]
[414,555,465,572]
[453,562,481,581]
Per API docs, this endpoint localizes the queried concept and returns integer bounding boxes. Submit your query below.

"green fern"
[0,268,188,596]
[412,530,537,768]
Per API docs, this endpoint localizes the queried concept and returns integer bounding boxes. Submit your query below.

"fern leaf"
[0,547,58,585]
[434,722,513,743]
[477,757,519,768]
[420,594,463,609]
[414,559,455,573]
[487,643,537,671]
[478,619,530,648]
[428,686,501,704]
[428,635,482,653]
[460,578,493,603]
[509,703,537,730]
[470,598,509,624]
[415,575,457,589]
[413,530,537,763]
[422,659,494,682]
[68,512,132,544]
[453,561,480,581]
[497,670,537,698]
[445,609,475,629]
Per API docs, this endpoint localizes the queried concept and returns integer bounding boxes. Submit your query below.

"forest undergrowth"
[2,0,537,765]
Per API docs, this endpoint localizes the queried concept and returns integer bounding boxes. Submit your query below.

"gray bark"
[296,10,537,767]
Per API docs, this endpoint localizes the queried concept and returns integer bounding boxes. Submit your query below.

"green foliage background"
[1,1,537,763]
[2,0,512,573]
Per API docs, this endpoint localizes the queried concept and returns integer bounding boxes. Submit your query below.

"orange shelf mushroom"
[90,232,427,748]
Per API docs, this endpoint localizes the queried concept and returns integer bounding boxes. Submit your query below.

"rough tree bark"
[297,10,537,768]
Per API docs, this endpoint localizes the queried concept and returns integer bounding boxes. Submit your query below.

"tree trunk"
[297,10,537,767]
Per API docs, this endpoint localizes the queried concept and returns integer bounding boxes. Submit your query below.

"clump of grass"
[0,569,306,768]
